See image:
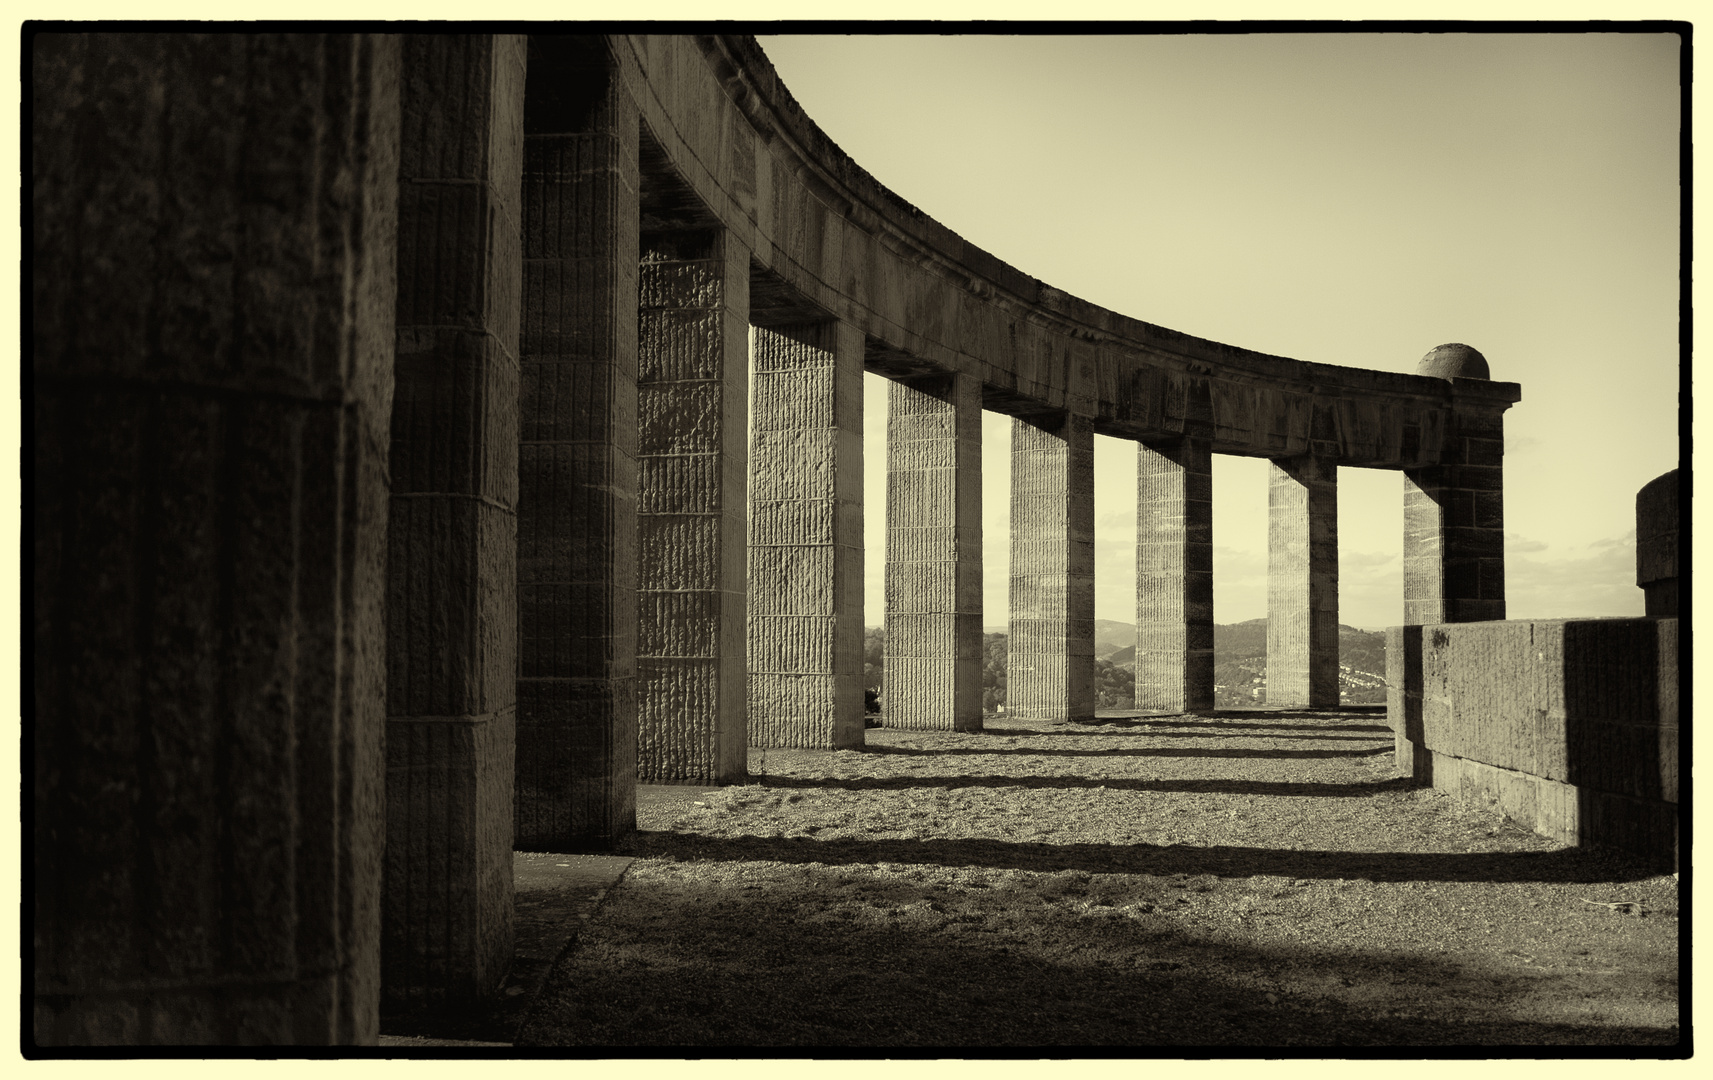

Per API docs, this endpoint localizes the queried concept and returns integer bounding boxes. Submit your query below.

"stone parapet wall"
[1387,619,1678,868]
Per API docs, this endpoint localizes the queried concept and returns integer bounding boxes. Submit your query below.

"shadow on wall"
[1387,469,1681,870]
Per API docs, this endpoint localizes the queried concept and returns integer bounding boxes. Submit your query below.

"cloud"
[1506,530,1644,620]
[1590,529,1637,552]
[1095,509,1136,533]
[1506,532,1550,554]
[1341,549,1398,569]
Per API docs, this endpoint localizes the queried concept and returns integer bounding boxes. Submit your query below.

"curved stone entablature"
[612,34,1520,467]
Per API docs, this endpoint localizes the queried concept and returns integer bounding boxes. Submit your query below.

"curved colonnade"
[32,32,1519,1043]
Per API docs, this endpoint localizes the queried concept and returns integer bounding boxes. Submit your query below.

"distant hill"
[1094,620,1134,651]
[875,617,1386,710]
[1101,618,1387,704]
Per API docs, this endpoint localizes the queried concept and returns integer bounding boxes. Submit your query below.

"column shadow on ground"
[859,739,1389,757]
[994,720,1394,735]
[517,864,1679,1050]
[749,774,1412,797]
[859,744,1394,760]
[625,829,1661,885]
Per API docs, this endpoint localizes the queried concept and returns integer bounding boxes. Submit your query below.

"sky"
[755,32,1682,631]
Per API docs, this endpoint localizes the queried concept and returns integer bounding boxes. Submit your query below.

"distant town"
[864,618,1389,713]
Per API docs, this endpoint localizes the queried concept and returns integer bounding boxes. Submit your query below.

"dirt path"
[517,710,1681,1050]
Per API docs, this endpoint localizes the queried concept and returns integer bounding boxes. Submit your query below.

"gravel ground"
[517,709,1681,1051]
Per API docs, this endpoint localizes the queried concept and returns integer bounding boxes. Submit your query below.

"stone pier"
[1403,345,1509,625]
[748,322,865,748]
[884,372,983,730]
[1636,469,1680,618]
[32,33,400,1044]
[516,38,640,849]
[1007,414,1096,722]
[1266,455,1339,707]
[636,229,750,782]
[382,34,525,1010]
[1135,437,1215,713]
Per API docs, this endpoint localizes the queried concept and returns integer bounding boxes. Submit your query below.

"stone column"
[32,34,399,1045]
[1135,437,1214,713]
[516,38,639,849]
[1403,409,1507,624]
[383,34,524,1011]
[1635,469,1679,618]
[636,229,750,782]
[748,321,865,748]
[1007,413,1096,722]
[1266,455,1339,707]
[884,372,983,731]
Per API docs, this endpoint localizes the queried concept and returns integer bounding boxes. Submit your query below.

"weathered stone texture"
[1635,468,1679,618]
[1385,625,1430,782]
[1402,409,1508,625]
[383,34,525,1011]
[884,372,983,730]
[1267,455,1338,707]
[636,230,750,781]
[1387,618,1678,867]
[748,322,865,748]
[1135,437,1214,712]
[1007,414,1096,722]
[516,37,639,848]
[32,33,400,1045]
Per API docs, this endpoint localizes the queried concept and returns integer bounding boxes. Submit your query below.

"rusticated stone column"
[748,321,865,748]
[32,34,399,1045]
[1404,346,1509,625]
[1267,455,1339,707]
[1636,469,1679,618]
[884,372,983,731]
[1136,437,1214,713]
[1007,413,1096,722]
[516,38,639,849]
[636,229,750,782]
[383,34,524,1011]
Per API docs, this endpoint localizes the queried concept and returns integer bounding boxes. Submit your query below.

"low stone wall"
[1387,618,1678,868]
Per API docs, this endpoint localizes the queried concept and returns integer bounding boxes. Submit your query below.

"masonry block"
[884,373,983,730]
[516,37,640,849]
[1267,455,1338,707]
[380,34,526,1013]
[1135,436,1214,712]
[1008,413,1096,722]
[636,227,750,782]
[1402,409,1508,625]
[32,33,399,1045]
[748,322,865,748]
[1635,468,1680,617]
[1389,617,1678,868]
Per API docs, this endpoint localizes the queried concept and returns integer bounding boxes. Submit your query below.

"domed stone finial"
[1417,343,1490,380]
